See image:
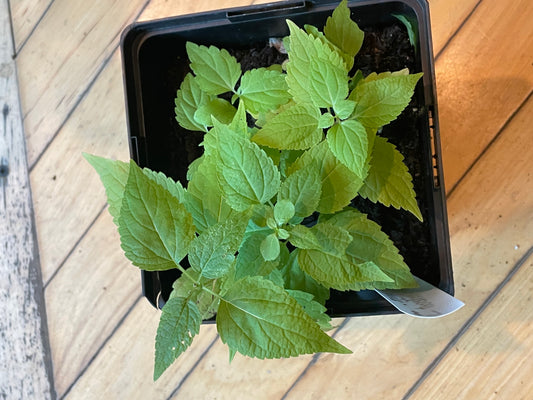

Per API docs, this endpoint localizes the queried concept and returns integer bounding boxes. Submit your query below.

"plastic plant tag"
[375,276,464,318]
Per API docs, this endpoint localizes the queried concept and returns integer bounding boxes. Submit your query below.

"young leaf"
[216,276,351,358]
[252,103,323,150]
[228,101,249,137]
[289,141,362,214]
[186,42,242,95]
[236,231,278,279]
[169,270,220,319]
[154,297,202,380]
[274,199,296,226]
[359,136,423,221]
[118,161,196,271]
[326,209,417,289]
[194,98,236,127]
[286,290,332,330]
[237,68,290,114]
[278,163,321,218]
[215,131,281,211]
[188,212,250,279]
[326,119,368,179]
[304,24,354,71]
[349,72,423,129]
[323,0,364,61]
[260,233,281,261]
[174,73,214,132]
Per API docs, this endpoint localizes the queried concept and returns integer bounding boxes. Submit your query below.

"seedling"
[86,0,423,380]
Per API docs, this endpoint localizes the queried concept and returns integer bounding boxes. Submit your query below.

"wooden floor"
[8,0,533,398]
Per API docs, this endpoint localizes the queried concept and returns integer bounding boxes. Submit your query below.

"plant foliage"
[85,0,424,380]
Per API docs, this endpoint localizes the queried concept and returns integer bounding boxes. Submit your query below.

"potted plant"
[85,0,453,380]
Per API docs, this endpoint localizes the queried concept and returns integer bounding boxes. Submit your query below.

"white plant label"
[376,276,464,318]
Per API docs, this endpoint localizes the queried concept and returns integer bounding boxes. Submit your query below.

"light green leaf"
[289,224,321,250]
[327,209,417,289]
[186,42,242,95]
[154,297,201,380]
[216,132,281,211]
[349,73,423,129]
[359,136,423,221]
[327,119,368,179]
[304,24,354,71]
[118,161,196,271]
[323,0,364,61]
[186,157,236,233]
[252,103,323,150]
[318,113,335,129]
[216,276,351,358]
[286,290,332,330]
[274,199,295,225]
[308,57,349,109]
[169,270,220,320]
[174,73,214,132]
[194,98,236,127]
[188,212,249,279]
[289,141,363,214]
[278,164,321,218]
[260,233,281,261]
[279,251,330,306]
[237,68,290,114]
[334,99,356,120]
[363,68,410,83]
[228,101,249,137]
[236,231,278,279]
[142,168,186,203]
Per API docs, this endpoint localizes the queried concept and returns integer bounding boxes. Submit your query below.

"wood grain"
[436,0,533,191]
[8,0,53,51]
[16,0,148,167]
[0,0,54,397]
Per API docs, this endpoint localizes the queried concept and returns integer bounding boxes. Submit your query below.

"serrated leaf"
[252,103,323,150]
[228,101,249,136]
[236,231,278,280]
[323,0,364,61]
[174,73,214,132]
[359,136,423,221]
[142,168,186,203]
[327,119,368,179]
[260,233,281,261]
[286,290,332,330]
[308,57,349,109]
[279,251,330,306]
[318,112,335,129]
[278,163,321,218]
[334,99,356,119]
[289,141,362,214]
[216,132,281,211]
[169,270,220,320]
[304,24,354,71]
[237,68,290,114]
[186,157,237,233]
[274,199,295,225]
[154,298,201,380]
[364,68,410,83]
[188,212,250,279]
[349,73,423,129]
[194,98,236,127]
[118,161,196,271]
[326,209,417,289]
[216,276,351,358]
[186,42,242,95]
[289,224,321,250]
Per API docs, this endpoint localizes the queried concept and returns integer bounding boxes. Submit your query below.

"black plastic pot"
[120,0,453,317]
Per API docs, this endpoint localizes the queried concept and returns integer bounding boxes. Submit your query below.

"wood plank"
[45,210,140,398]
[281,81,533,399]
[410,251,533,400]
[8,0,53,51]
[0,0,54,397]
[436,0,533,190]
[63,301,219,400]
[15,0,148,167]
[29,50,130,284]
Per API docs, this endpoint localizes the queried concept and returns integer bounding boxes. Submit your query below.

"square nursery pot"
[120,0,454,317]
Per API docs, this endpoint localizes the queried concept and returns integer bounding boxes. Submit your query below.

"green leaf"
[278,164,321,218]
[194,98,236,127]
[252,103,323,150]
[174,73,214,132]
[286,290,332,330]
[323,0,364,61]
[216,276,351,358]
[393,14,418,50]
[142,168,186,203]
[304,24,354,71]
[228,101,249,137]
[186,42,241,95]
[260,233,281,261]
[334,99,356,120]
[215,131,281,211]
[274,199,295,225]
[188,212,249,279]
[169,270,220,320]
[326,209,417,289]
[154,297,201,380]
[237,68,290,114]
[236,231,278,279]
[118,161,196,271]
[279,251,330,306]
[288,224,321,250]
[289,141,363,214]
[185,157,237,232]
[359,136,423,221]
[286,20,349,109]
[327,119,368,179]
[349,73,423,129]
[318,112,335,129]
